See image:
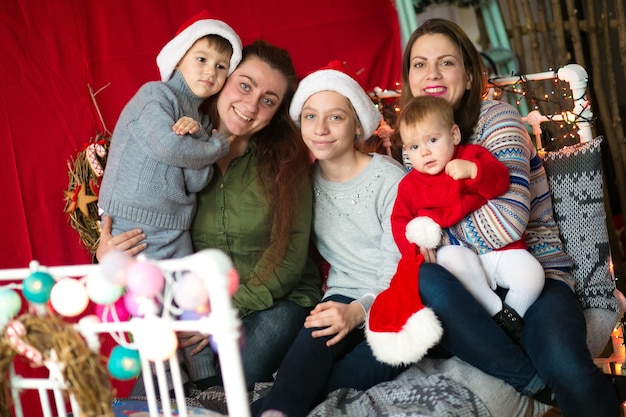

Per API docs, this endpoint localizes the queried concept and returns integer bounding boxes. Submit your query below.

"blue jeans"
[419,263,619,417]
[193,299,310,391]
[521,278,619,417]
[252,294,405,417]
[239,299,310,391]
[131,299,308,395]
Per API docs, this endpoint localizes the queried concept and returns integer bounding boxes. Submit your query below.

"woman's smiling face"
[217,56,288,138]
[407,33,472,108]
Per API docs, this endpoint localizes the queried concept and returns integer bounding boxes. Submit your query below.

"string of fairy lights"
[369,67,594,152]
[488,71,594,150]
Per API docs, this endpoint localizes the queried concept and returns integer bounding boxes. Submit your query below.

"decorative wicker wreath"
[63,134,110,254]
[63,84,113,254]
[0,313,114,417]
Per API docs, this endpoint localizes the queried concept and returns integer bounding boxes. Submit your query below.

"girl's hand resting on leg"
[304,301,365,347]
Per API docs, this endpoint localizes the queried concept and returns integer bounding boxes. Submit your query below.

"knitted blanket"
[182,357,549,417]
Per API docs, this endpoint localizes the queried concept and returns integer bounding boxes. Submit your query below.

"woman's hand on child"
[96,215,147,261]
[304,301,364,347]
[173,116,200,135]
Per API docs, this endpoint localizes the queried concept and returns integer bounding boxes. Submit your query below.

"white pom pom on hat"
[405,216,442,249]
[289,60,381,140]
[156,10,242,82]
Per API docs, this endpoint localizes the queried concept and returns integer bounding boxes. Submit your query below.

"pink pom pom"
[227,269,239,295]
[100,250,133,286]
[174,272,209,310]
[125,261,164,297]
[123,290,158,317]
[95,297,130,323]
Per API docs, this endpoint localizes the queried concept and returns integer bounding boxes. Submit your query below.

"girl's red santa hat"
[289,60,382,140]
[157,10,242,81]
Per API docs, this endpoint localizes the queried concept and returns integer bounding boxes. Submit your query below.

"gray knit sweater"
[99,70,229,231]
[313,153,406,312]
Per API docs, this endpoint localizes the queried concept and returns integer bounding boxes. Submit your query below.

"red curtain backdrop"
[0,0,402,270]
[1,1,401,415]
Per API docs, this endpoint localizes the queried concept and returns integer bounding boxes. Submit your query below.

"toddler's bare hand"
[211,129,236,144]
[445,159,477,180]
[173,116,200,135]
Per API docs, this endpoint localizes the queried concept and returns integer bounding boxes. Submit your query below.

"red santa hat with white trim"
[156,10,242,82]
[366,250,443,366]
[289,60,381,140]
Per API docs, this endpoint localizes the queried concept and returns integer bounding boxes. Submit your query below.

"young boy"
[98,10,242,260]
[391,95,544,342]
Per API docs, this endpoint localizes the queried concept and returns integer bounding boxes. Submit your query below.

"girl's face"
[400,115,461,175]
[217,56,288,138]
[407,33,472,108]
[299,90,361,162]
[177,38,231,98]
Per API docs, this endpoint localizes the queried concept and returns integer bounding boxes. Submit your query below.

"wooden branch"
[585,0,626,227]
[564,0,586,66]
[521,0,542,71]
[505,0,527,73]
[550,0,569,63]
[616,0,626,84]
[536,0,556,68]
[601,0,626,220]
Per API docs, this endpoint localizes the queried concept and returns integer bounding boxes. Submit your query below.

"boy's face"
[400,115,461,175]
[176,38,231,98]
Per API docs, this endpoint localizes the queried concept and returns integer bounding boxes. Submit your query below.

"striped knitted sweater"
[444,100,574,287]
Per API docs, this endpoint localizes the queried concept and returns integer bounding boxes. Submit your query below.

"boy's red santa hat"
[289,60,382,140]
[366,251,443,366]
[157,10,242,81]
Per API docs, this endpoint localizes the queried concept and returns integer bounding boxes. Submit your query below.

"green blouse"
[191,141,322,317]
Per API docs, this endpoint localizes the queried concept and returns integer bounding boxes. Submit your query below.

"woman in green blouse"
[97,40,322,391]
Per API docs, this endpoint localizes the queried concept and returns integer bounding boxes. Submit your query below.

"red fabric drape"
[0,0,401,270]
[1,1,401,415]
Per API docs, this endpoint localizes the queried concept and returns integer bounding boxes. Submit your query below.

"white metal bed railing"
[0,249,251,417]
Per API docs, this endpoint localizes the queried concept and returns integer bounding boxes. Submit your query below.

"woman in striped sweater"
[401,18,619,417]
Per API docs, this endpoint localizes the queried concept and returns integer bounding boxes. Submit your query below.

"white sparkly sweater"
[312,153,406,311]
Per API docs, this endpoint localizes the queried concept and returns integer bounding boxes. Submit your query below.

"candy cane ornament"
[6,320,43,365]
[87,143,107,177]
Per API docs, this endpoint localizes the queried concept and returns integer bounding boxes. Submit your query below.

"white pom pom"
[405,217,441,249]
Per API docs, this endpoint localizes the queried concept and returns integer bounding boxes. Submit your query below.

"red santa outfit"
[367,142,544,364]
[391,143,514,257]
